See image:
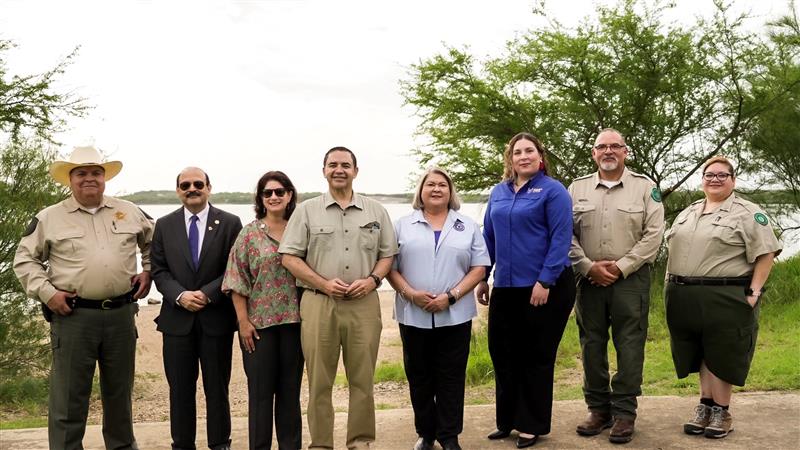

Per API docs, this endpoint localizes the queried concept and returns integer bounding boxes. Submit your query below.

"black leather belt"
[667,275,750,286]
[72,294,136,310]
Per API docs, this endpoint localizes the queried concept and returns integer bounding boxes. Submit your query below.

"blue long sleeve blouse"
[483,171,573,287]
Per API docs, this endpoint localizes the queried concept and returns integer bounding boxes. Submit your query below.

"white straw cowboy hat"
[49,146,123,186]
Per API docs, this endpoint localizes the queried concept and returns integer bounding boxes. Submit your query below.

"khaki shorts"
[664,283,759,386]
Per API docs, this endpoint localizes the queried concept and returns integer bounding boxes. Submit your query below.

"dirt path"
[3,392,798,449]
[3,293,799,448]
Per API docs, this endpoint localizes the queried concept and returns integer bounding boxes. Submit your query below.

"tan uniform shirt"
[278,191,398,289]
[14,195,154,302]
[568,168,665,278]
[665,193,782,277]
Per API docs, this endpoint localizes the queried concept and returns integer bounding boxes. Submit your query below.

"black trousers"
[242,323,304,450]
[399,321,471,445]
[163,320,233,450]
[488,266,576,435]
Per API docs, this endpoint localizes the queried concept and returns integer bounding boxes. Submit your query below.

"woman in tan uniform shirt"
[664,156,782,439]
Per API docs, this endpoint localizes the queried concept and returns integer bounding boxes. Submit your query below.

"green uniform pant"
[300,290,382,450]
[575,266,650,420]
[49,303,138,450]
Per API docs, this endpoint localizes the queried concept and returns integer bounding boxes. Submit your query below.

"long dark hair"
[254,171,297,220]
[503,132,549,180]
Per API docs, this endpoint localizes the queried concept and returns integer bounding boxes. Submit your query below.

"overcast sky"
[1,0,790,195]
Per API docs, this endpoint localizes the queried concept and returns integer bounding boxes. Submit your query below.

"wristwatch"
[368,273,382,289]
[447,291,456,305]
[745,287,766,296]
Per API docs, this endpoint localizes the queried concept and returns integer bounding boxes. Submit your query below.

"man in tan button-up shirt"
[14,146,153,450]
[280,147,397,450]
[568,129,664,444]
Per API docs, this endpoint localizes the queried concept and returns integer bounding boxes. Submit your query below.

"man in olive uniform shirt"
[568,129,664,444]
[280,147,398,450]
[14,146,153,450]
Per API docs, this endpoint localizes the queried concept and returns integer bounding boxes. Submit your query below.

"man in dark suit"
[151,167,243,450]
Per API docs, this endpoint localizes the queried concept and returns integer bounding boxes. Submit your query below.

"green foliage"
[465,257,800,399]
[373,361,406,383]
[401,0,799,218]
[0,40,88,143]
[0,142,68,378]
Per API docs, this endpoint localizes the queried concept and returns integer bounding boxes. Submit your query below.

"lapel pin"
[214,220,220,224]
[208,226,213,231]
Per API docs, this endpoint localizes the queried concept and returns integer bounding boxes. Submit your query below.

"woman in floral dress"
[222,171,302,450]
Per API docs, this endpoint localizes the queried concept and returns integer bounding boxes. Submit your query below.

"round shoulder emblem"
[650,187,662,203]
[754,212,769,226]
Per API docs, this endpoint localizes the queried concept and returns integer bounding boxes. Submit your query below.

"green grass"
[374,361,406,383]
[467,256,800,400]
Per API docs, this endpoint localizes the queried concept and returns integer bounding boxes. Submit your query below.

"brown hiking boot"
[704,406,734,438]
[684,404,712,435]
[609,418,635,444]
[576,411,613,436]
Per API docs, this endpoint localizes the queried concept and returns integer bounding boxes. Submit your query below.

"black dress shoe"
[441,439,463,450]
[487,429,511,440]
[516,435,538,448]
[413,437,434,450]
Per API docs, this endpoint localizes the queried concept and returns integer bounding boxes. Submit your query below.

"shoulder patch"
[754,212,769,226]
[138,207,153,220]
[650,187,662,203]
[22,217,39,237]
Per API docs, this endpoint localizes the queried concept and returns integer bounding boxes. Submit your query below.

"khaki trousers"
[300,290,382,450]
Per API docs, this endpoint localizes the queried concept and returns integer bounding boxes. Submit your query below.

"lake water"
[137,202,798,304]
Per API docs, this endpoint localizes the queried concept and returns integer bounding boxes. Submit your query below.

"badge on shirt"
[650,187,662,203]
[454,219,465,232]
[114,211,126,221]
[754,212,769,226]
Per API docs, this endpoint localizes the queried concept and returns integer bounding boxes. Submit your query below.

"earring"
[539,161,545,171]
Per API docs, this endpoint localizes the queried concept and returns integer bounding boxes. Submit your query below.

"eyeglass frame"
[261,188,289,198]
[702,172,733,181]
[593,143,627,152]
[178,180,206,191]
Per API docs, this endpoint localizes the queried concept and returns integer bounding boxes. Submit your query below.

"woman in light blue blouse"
[387,167,490,450]
[475,132,575,448]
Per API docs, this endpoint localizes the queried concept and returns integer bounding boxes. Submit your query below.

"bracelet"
[452,287,461,299]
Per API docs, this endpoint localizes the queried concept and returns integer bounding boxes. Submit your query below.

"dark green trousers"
[49,303,138,450]
[575,265,650,420]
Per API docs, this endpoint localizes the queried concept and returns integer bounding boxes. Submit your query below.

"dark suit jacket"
[151,204,243,336]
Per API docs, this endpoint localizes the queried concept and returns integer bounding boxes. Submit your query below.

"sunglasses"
[262,188,288,198]
[179,180,206,191]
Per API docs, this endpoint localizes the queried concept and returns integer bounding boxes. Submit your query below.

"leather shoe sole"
[487,429,511,440]
[516,435,538,448]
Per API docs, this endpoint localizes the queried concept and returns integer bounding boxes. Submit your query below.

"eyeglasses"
[703,172,732,181]
[593,143,626,151]
[262,188,288,198]
[179,181,206,191]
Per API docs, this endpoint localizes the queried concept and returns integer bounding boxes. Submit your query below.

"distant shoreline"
[120,190,489,204]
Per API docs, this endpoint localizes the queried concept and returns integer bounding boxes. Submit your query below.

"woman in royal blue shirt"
[476,132,576,449]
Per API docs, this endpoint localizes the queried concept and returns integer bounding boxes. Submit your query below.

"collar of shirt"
[184,203,210,227]
[504,170,545,192]
[323,190,364,210]
[63,194,113,213]
[700,192,736,215]
[591,167,630,188]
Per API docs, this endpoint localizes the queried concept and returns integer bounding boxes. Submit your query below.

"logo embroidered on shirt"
[754,212,769,226]
[454,220,465,231]
[527,187,543,193]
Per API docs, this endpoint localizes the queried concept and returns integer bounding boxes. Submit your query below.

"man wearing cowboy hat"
[14,145,153,450]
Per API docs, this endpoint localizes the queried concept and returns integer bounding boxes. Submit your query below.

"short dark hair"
[175,169,210,187]
[323,146,357,168]
[254,171,297,220]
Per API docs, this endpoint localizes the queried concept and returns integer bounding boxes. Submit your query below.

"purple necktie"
[189,215,199,270]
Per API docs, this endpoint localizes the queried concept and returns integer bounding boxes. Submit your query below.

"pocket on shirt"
[360,227,380,250]
[53,228,86,258]
[710,220,739,244]
[111,225,139,251]
[572,204,596,229]
[310,225,334,251]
